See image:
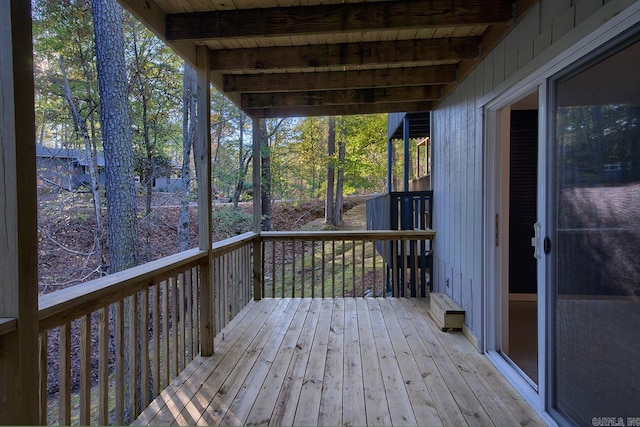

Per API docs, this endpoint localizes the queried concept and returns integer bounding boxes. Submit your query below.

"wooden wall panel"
[430,0,630,345]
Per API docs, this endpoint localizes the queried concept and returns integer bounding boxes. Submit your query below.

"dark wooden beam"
[167,0,513,41]
[241,85,441,109]
[224,65,457,93]
[248,101,433,118]
[211,37,480,71]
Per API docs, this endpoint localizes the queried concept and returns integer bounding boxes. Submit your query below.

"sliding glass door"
[549,33,640,426]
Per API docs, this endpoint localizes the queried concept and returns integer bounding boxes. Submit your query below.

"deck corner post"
[0,0,40,423]
[252,234,262,301]
[196,45,214,356]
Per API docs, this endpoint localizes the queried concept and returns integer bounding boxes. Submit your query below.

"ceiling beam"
[224,65,457,93]
[166,0,512,41]
[211,37,479,71]
[117,0,196,66]
[248,102,433,119]
[241,85,441,109]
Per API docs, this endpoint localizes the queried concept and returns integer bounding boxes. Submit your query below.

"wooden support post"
[252,117,262,300]
[196,45,214,356]
[403,114,410,192]
[0,1,40,424]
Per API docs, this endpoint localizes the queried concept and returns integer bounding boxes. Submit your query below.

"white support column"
[0,0,39,423]
[196,46,214,356]
[252,117,262,300]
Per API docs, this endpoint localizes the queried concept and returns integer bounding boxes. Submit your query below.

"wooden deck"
[133,298,545,426]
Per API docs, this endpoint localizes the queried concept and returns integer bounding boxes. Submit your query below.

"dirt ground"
[37,189,365,293]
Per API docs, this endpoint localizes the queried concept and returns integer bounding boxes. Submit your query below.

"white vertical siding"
[430,0,633,343]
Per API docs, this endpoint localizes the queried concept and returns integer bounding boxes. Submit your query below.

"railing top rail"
[39,248,208,331]
[389,190,433,197]
[0,318,17,336]
[260,229,435,241]
[211,231,259,256]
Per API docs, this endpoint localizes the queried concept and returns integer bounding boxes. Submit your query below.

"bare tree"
[179,63,197,251]
[325,116,336,226]
[59,56,107,273]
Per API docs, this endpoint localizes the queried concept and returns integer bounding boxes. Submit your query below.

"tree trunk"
[334,122,346,226]
[260,119,272,231]
[131,27,154,262]
[59,56,107,274]
[325,116,336,226]
[92,0,138,273]
[232,113,254,211]
[179,63,197,251]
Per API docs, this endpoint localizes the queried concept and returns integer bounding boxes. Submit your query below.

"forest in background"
[32,0,390,291]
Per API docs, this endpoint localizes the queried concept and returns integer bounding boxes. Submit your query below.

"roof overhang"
[119,0,537,118]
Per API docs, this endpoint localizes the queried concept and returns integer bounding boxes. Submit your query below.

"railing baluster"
[191,267,199,357]
[341,240,346,298]
[185,270,193,363]
[39,333,47,426]
[59,323,71,426]
[271,241,276,298]
[162,280,169,389]
[115,299,125,425]
[321,240,326,298]
[413,240,419,298]
[141,287,150,408]
[128,293,138,421]
[152,284,160,398]
[281,241,285,298]
[361,240,366,297]
[301,241,305,298]
[80,314,91,425]
[171,276,178,379]
[179,273,186,372]
[382,240,388,298]
[99,307,109,425]
[352,239,356,296]
[291,242,296,298]
[214,256,220,334]
[332,241,336,298]
[372,240,377,297]
[392,242,398,298]
[311,240,316,298]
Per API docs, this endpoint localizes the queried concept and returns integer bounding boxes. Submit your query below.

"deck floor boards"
[134,298,546,427]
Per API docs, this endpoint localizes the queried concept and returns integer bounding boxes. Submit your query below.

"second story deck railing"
[36,229,434,425]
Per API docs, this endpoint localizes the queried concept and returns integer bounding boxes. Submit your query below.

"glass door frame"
[483,81,548,413]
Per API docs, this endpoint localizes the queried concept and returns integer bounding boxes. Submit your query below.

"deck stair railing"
[366,191,434,295]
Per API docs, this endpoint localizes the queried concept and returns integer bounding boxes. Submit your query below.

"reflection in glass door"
[550,34,640,426]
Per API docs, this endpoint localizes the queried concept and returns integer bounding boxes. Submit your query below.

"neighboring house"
[37,144,183,193]
[35,144,106,190]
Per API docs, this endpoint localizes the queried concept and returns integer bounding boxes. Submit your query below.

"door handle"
[531,221,542,260]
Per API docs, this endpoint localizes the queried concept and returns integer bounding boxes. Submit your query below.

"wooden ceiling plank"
[241,85,441,109]
[166,0,513,40]
[224,65,457,92]
[211,37,480,71]
[248,102,433,118]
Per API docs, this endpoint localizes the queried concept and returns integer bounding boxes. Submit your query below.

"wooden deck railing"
[260,230,435,299]
[36,229,433,425]
[38,248,208,426]
[37,231,260,426]
[211,232,258,333]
